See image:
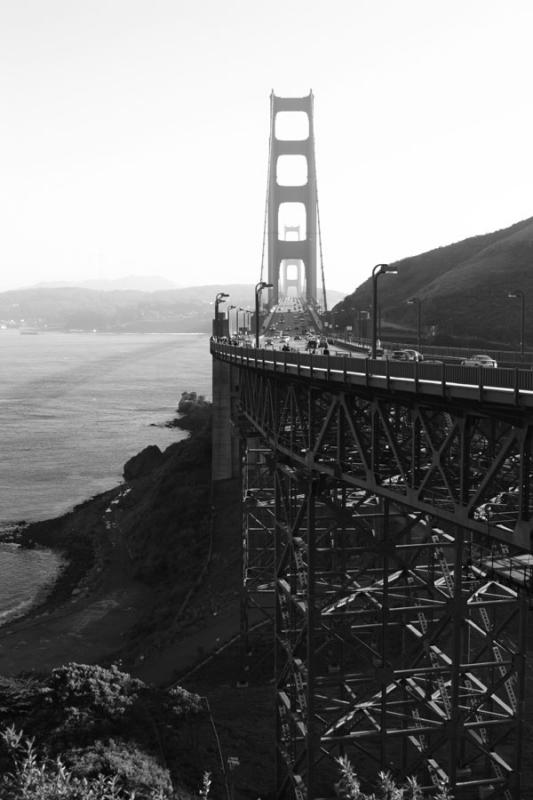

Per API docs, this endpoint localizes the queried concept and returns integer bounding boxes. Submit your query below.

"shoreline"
[0,494,116,632]
[0,559,65,629]
[0,478,151,676]
[0,491,121,634]
[0,404,213,678]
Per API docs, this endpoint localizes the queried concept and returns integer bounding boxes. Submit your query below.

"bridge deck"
[212,342,533,410]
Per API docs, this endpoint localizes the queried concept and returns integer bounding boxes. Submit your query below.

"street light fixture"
[407,297,422,352]
[214,292,229,339]
[357,310,370,341]
[508,290,525,360]
[243,307,252,336]
[227,305,236,337]
[255,281,274,348]
[371,264,398,358]
[235,307,244,338]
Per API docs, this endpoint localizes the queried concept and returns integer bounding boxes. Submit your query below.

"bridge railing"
[211,341,533,406]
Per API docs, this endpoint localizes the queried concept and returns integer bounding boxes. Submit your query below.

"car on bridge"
[389,349,424,362]
[461,354,498,368]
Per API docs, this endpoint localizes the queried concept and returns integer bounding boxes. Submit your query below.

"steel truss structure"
[240,441,276,680]
[235,365,533,799]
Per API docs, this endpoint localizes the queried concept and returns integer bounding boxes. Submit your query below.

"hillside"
[331,216,533,348]
[0,404,276,798]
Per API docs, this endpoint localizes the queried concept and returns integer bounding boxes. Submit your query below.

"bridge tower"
[267,92,318,307]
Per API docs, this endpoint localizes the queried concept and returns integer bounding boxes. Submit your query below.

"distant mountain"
[0,283,265,333]
[33,275,180,292]
[330,216,533,349]
[0,281,349,334]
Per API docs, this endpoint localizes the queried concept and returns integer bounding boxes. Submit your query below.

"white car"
[390,349,423,362]
[461,354,498,368]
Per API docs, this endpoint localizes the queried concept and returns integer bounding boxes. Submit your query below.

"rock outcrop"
[123,445,164,481]
[177,391,207,413]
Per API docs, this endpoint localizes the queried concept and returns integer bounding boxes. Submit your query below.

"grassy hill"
[331,216,533,348]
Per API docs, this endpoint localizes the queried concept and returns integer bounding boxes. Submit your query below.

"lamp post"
[244,307,252,335]
[407,296,421,352]
[371,264,398,358]
[255,281,273,348]
[227,305,236,337]
[215,292,229,338]
[508,290,525,360]
[357,310,370,342]
[235,307,244,338]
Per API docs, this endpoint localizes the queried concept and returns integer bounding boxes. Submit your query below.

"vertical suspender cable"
[316,190,328,314]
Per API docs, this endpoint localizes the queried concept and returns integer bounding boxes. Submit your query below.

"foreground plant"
[0,726,169,800]
[335,755,451,800]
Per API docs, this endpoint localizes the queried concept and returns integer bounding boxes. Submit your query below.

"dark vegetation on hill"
[331,216,533,349]
[16,406,213,658]
[0,406,221,797]
[0,402,282,799]
[0,404,262,799]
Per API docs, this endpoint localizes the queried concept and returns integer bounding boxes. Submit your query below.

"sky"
[1,0,533,295]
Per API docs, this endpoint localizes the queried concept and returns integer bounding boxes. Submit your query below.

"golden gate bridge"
[210,92,532,800]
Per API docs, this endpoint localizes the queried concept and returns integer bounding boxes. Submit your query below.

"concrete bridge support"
[211,356,240,481]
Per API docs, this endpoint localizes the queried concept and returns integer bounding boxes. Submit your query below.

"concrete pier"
[211,355,240,481]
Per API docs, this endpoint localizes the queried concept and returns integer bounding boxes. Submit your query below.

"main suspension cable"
[259,96,273,283]
[312,123,328,314]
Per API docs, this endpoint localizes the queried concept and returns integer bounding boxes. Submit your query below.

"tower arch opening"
[276,154,308,186]
[278,202,307,241]
[274,110,309,140]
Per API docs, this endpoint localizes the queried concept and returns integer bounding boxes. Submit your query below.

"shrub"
[0,726,141,799]
[0,664,206,799]
[335,755,452,800]
[41,663,144,717]
[65,738,173,798]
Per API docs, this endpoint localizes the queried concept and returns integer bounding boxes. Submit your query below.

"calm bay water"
[0,329,212,622]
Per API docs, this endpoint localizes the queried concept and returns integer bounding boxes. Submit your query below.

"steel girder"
[241,442,277,645]
[236,369,530,799]
[238,368,533,554]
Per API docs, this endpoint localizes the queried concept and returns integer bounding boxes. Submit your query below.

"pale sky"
[1,0,532,295]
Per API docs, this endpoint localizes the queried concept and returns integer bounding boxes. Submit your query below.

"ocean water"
[0,329,212,623]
